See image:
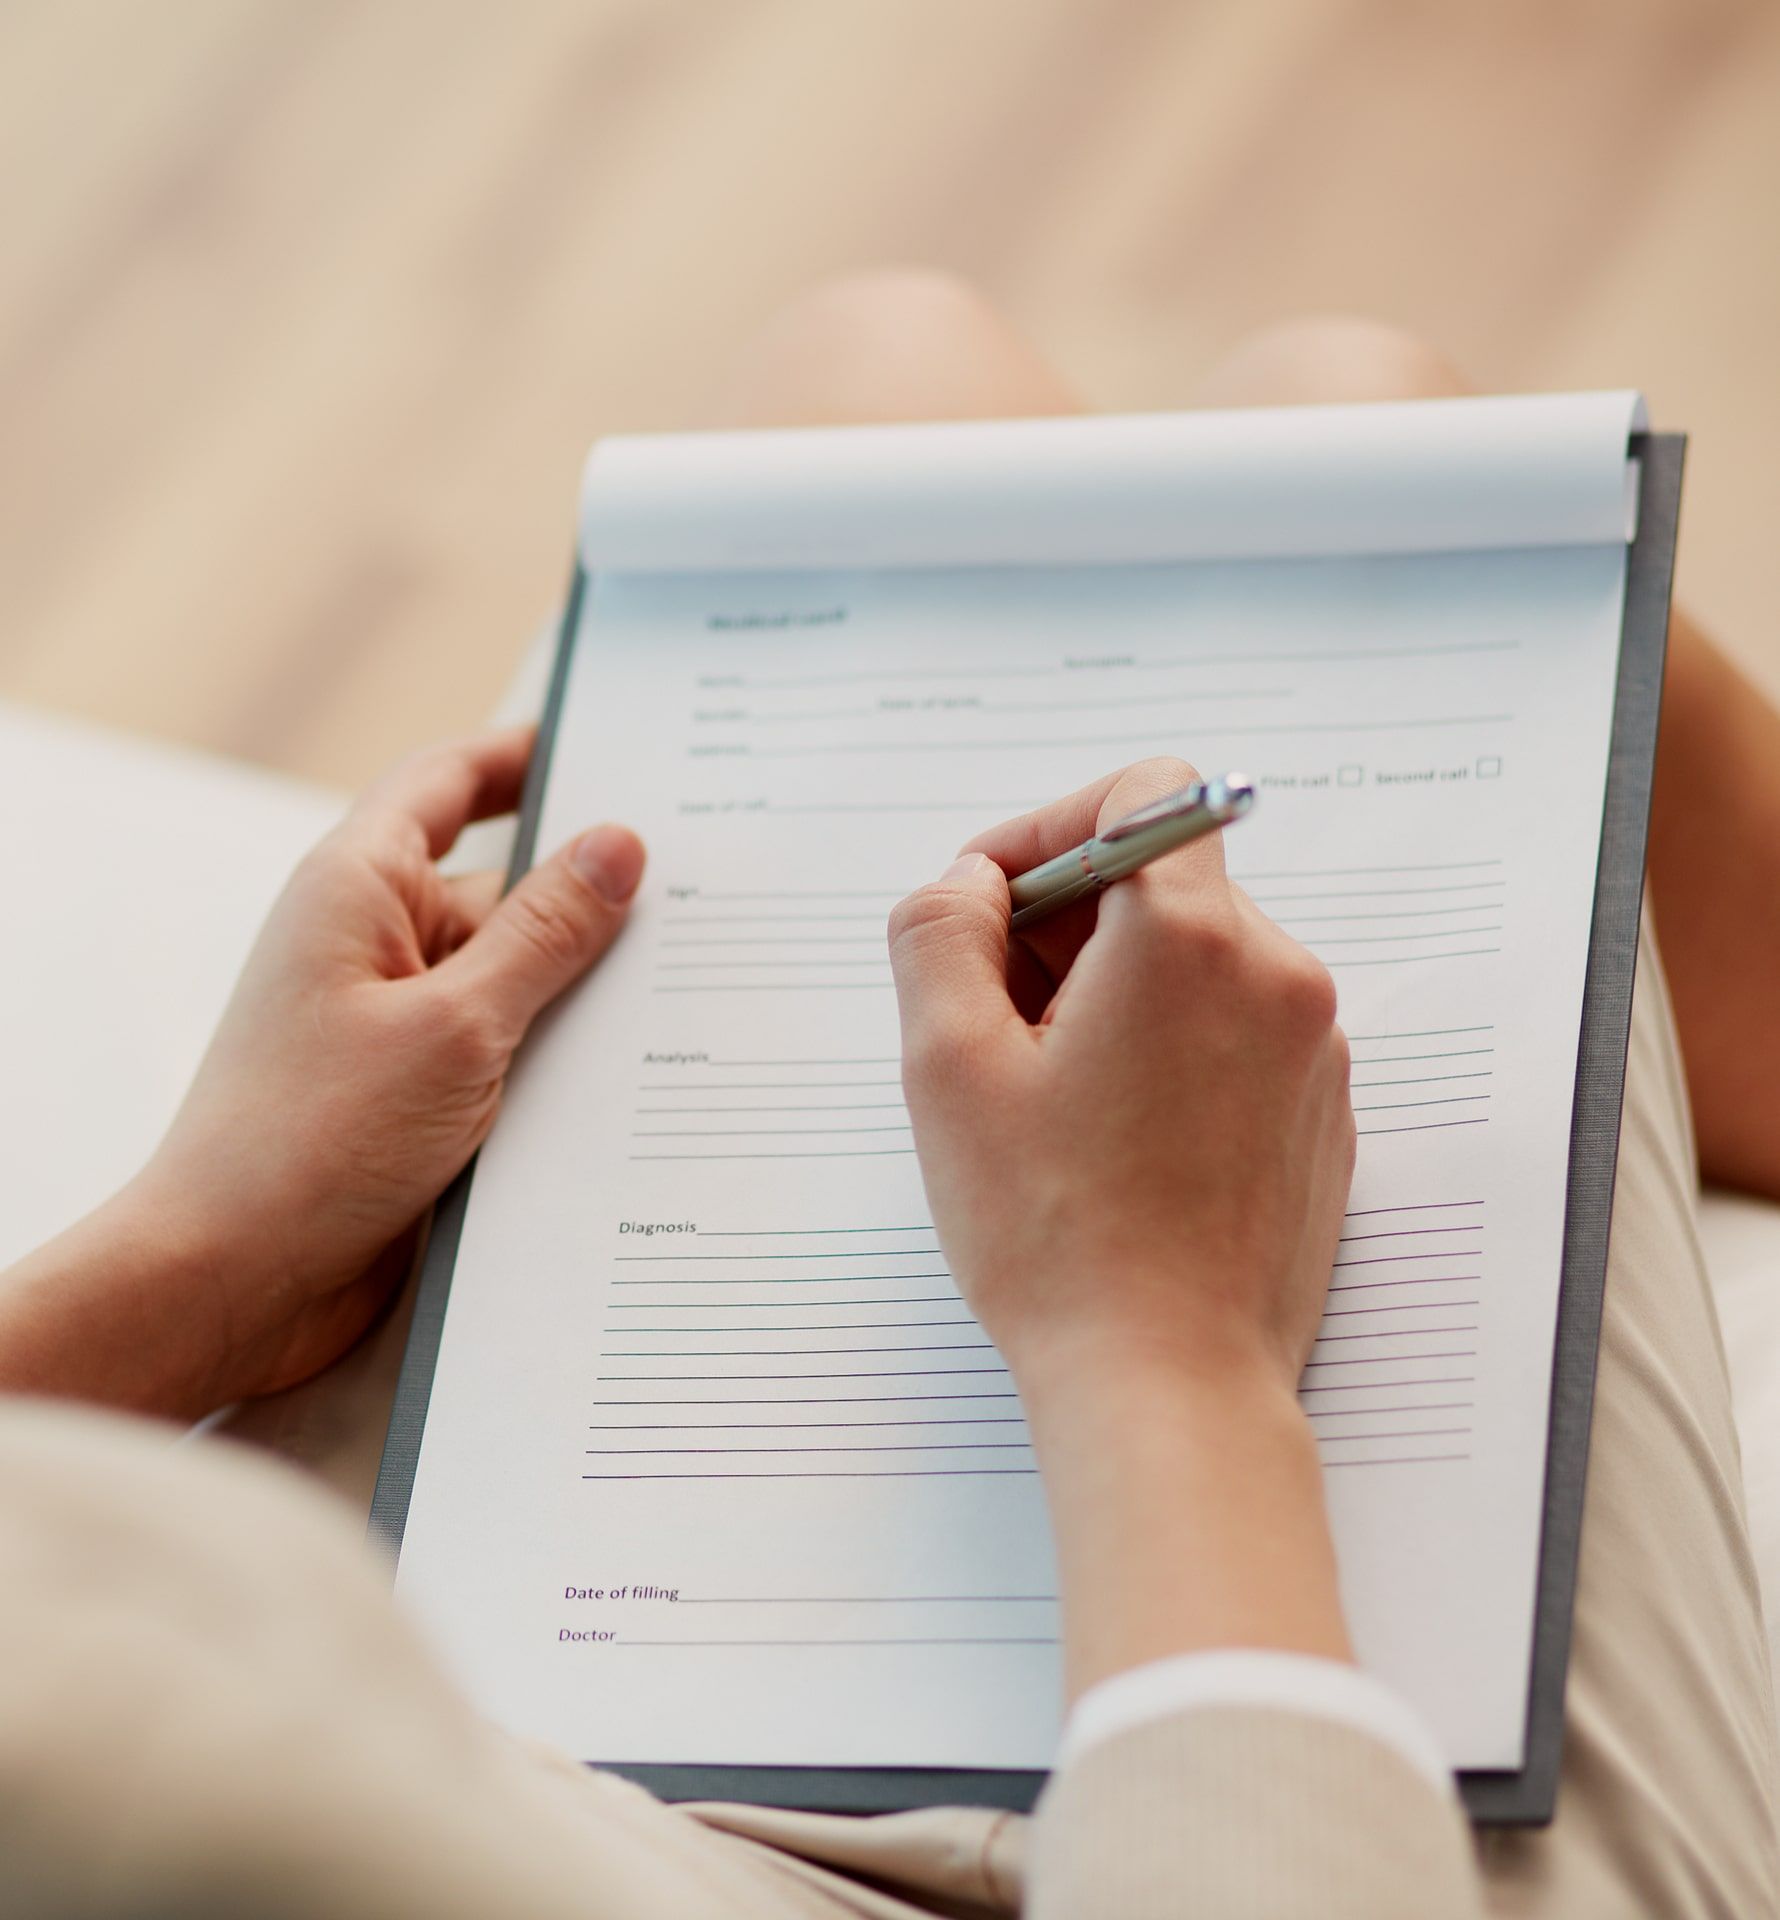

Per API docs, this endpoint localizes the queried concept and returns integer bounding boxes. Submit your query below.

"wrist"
[1007,1305,1350,1697]
[1005,1293,1305,1421]
[1017,1325,1320,1501]
[0,1170,238,1419]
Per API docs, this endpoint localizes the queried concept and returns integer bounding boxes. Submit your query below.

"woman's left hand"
[0,727,645,1417]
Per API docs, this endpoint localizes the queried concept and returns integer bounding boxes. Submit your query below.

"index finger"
[958,766,1131,874]
[961,756,1223,880]
[347,725,538,860]
[961,758,1228,989]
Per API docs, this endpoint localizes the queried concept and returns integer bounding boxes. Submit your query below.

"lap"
[219,921,1780,1915]
[1478,927,1780,1912]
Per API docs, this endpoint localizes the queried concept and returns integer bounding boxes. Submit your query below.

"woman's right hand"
[887,756,1355,1400]
[887,757,1359,1693]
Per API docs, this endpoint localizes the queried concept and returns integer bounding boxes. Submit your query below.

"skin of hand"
[888,757,1359,1692]
[0,726,645,1420]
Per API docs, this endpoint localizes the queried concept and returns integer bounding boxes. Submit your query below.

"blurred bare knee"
[1197,316,1473,408]
[710,267,1079,428]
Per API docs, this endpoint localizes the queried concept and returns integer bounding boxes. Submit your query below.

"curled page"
[580,391,1646,572]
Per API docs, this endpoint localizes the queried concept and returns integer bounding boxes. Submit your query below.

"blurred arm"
[1647,613,1780,1197]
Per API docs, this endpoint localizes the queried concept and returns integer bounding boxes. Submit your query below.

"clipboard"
[371,432,1685,1827]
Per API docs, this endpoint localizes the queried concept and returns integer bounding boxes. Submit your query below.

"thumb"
[888,853,1017,1073]
[440,824,646,1039]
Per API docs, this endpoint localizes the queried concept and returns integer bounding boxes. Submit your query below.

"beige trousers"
[1,928,1774,1917]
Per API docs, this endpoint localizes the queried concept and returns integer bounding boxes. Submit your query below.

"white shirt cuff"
[1058,1649,1454,1797]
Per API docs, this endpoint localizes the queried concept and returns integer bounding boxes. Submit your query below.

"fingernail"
[942,853,994,883]
[571,825,645,903]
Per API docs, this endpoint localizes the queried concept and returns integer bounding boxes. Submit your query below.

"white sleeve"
[1058,1649,1454,1797]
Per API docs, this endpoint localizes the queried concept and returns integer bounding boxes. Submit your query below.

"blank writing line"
[1302,1352,1474,1370]
[1143,642,1516,669]
[674,1594,1054,1604]
[603,1344,993,1358]
[1323,1454,1470,1468]
[766,801,1043,815]
[736,642,1513,691]
[1299,1376,1473,1393]
[696,1225,932,1235]
[744,664,1055,691]
[1318,1427,1472,1444]
[661,937,885,947]
[1332,951,1501,968]
[611,1274,952,1286]
[1235,864,1500,883]
[983,689,1285,713]
[584,1471,1041,1480]
[1332,1250,1481,1268]
[1312,1326,1478,1345]
[1328,1275,1479,1294]
[1248,882,1502,903]
[1337,1225,1483,1243]
[596,1367,1011,1382]
[1357,1116,1492,1133]
[583,1443,1029,1451]
[616,1251,937,1262]
[653,986,898,996]
[631,1126,911,1137]
[1349,1072,1493,1089]
[610,1321,974,1333]
[1310,1401,1473,1416]
[610,1298,955,1310]
[1347,1027,1496,1046]
[636,1081,901,1091]
[1352,1096,1490,1113]
[1277,908,1504,925]
[1344,1200,1484,1216]
[661,913,883,925]
[589,1420,1026,1432]
[636,1104,908,1115]
[611,1635,1056,1643]
[589,1393,1021,1407]
[1323,1300,1478,1318]
[747,716,1514,757]
[1347,1047,1495,1063]
[633,1149,919,1159]
[1311,927,1501,947]
[657,961,891,970]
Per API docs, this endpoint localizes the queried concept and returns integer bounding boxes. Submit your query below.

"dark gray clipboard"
[370,433,1685,1828]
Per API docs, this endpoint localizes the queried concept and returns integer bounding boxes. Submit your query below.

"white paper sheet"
[395,398,1640,1776]
[581,392,1644,571]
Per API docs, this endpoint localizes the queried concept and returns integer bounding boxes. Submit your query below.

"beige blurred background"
[1,0,1775,791]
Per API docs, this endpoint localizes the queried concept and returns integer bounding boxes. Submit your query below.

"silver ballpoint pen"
[1006,774,1256,931]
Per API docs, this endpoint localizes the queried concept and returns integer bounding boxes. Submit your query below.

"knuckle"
[1168,906,1242,979]
[1266,936,1337,1017]
[887,882,972,957]
[1284,948,1340,1028]
[1327,1020,1353,1080]
[427,984,507,1076]
[902,1017,992,1104]
[285,843,337,898]
[412,738,467,782]
[505,883,593,974]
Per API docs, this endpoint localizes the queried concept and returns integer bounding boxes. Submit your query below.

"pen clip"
[1097,782,1208,843]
